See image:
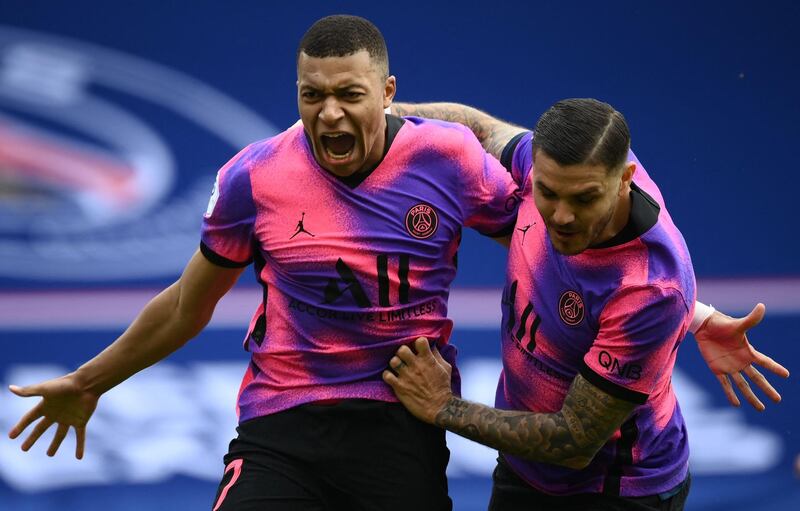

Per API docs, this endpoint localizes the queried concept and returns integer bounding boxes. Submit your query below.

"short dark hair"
[532,98,630,172]
[297,15,389,77]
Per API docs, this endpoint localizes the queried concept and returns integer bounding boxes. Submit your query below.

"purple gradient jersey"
[498,132,696,497]
[201,115,520,422]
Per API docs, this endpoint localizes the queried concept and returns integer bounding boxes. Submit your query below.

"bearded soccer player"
[6,15,784,511]
[385,99,789,510]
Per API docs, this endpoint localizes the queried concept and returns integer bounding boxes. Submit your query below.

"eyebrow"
[299,82,367,92]
[535,181,602,197]
[535,181,554,194]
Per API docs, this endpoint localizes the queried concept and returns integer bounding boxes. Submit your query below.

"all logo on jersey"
[405,203,439,239]
[290,212,315,239]
[558,290,585,326]
[516,222,535,244]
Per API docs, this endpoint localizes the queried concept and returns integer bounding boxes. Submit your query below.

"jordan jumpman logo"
[290,212,315,239]
[516,222,535,243]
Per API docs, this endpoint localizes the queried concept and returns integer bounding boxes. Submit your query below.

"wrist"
[71,365,110,398]
[690,302,715,334]
[432,395,458,427]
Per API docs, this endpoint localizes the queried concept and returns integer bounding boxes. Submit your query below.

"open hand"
[8,373,99,459]
[694,303,789,410]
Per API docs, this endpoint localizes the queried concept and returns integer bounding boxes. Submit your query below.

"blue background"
[0,1,798,509]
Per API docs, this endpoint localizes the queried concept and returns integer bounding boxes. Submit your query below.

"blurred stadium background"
[0,1,797,509]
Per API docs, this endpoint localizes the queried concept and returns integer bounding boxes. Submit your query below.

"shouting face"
[297,50,396,177]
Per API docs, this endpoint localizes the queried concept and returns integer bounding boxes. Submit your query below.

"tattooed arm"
[392,102,528,161]
[383,338,636,470]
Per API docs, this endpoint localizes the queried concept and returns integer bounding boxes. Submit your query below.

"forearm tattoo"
[434,374,637,468]
[393,102,526,160]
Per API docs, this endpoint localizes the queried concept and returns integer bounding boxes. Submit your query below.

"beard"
[548,201,619,255]
[587,201,618,248]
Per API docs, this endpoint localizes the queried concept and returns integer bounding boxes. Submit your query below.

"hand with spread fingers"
[383,337,454,424]
[694,303,790,410]
[7,373,99,459]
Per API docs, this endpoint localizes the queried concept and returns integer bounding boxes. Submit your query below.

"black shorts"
[211,400,452,511]
[488,456,690,511]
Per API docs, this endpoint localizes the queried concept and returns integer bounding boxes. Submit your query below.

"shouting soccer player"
[7,15,521,511]
[386,99,790,510]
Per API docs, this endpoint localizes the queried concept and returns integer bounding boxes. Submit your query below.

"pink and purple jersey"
[498,132,696,497]
[201,115,521,422]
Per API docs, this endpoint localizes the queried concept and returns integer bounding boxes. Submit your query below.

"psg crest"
[405,203,439,239]
[558,290,585,326]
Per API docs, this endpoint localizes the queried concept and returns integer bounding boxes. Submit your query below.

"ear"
[619,161,636,196]
[383,75,397,108]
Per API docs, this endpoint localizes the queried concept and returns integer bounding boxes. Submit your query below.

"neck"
[597,190,632,244]
[359,115,388,173]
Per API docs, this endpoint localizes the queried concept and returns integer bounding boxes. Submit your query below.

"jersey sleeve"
[458,126,523,237]
[200,145,257,267]
[500,130,534,189]
[580,285,691,404]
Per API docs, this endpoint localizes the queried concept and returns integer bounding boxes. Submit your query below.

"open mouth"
[320,133,356,161]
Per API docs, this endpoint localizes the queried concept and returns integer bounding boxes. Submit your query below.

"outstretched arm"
[393,103,793,411]
[8,250,245,458]
[392,102,528,161]
[384,338,636,470]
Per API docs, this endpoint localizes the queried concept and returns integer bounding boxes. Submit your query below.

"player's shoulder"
[637,186,691,265]
[646,221,694,296]
[227,124,306,175]
[503,131,534,184]
[606,282,692,327]
[615,224,695,311]
[399,115,474,136]
[628,149,666,207]
[398,115,482,149]
[582,187,694,303]
[250,124,305,159]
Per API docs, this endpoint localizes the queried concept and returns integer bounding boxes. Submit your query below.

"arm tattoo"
[393,102,527,160]
[434,374,637,469]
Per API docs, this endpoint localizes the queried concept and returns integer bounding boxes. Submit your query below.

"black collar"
[590,183,660,249]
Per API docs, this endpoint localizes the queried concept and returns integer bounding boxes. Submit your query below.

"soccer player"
[391,100,789,410]
[385,99,789,510]
[6,15,780,511]
[6,15,522,511]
